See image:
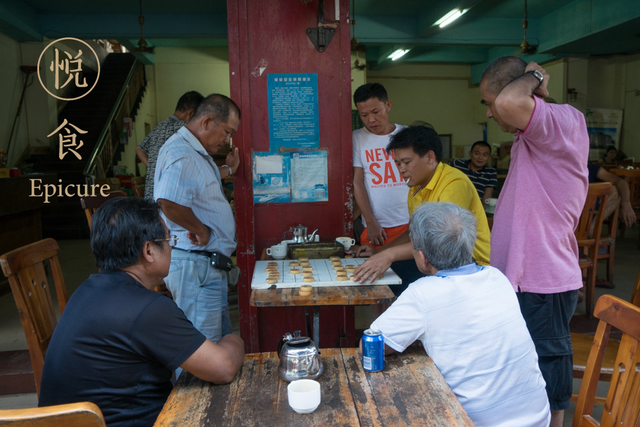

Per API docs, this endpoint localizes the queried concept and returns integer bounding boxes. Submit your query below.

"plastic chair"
[80,190,127,230]
[0,402,106,427]
[0,239,68,395]
[575,182,612,318]
[572,294,640,426]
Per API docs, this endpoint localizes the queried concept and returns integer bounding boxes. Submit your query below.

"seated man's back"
[367,202,549,427]
[39,270,205,426]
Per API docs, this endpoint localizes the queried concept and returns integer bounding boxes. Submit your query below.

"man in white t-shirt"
[363,202,550,427]
[353,83,409,252]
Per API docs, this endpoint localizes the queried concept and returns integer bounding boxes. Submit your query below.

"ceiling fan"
[128,0,155,54]
[351,0,366,70]
[517,0,537,55]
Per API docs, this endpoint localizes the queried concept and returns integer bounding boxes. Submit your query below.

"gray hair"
[409,202,477,271]
[480,56,527,95]
[191,94,241,122]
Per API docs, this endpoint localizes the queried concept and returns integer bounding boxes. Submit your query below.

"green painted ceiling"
[1,0,639,70]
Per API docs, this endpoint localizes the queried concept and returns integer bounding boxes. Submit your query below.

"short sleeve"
[519,97,584,162]
[131,296,206,371]
[138,132,154,153]
[352,132,362,168]
[485,168,498,188]
[438,177,477,209]
[154,155,197,206]
[370,287,425,352]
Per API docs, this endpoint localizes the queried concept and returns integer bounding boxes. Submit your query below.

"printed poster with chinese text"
[267,73,319,151]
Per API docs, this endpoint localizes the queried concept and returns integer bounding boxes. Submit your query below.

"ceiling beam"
[538,0,640,53]
[37,13,227,40]
[0,0,41,41]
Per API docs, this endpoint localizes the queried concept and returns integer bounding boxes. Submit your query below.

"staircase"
[30,53,146,239]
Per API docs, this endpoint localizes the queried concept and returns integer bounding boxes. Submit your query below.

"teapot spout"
[307,229,319,242]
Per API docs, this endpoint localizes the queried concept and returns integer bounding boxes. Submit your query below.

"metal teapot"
[283,224,319,243]
[277,330,323,382]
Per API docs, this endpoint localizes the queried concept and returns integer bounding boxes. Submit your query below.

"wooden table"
[250,286,395,348]
[155,346,474,426]
[254,249,397,347]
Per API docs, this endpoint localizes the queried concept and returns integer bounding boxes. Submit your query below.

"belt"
[172,247,214,258]
[172,247,234,271]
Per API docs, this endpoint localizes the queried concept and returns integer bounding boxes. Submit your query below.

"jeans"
[165,250,232,343]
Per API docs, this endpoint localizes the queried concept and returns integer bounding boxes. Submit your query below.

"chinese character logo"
[37,37,100,101]
[47,119,87,160]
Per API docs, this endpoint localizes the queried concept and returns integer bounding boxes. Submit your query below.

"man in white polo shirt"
[363,202,550,427]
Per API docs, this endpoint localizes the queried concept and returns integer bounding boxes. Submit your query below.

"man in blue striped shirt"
[449,141,498,203]
[154,94,240,343]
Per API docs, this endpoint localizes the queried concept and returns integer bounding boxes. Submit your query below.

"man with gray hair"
[363,202,550,427]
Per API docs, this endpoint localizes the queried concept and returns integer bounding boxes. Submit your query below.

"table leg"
[313,307,320,348]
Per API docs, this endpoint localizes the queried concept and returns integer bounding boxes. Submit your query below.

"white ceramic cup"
[484,198,498,207]
[267,244,287,260]
[336,237,356,251]
[288,379,321,414]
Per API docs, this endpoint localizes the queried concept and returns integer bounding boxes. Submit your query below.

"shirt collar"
[169,114,179,121]
[425,162,445,191]
[177,127,210,159]
[435,262,483,277]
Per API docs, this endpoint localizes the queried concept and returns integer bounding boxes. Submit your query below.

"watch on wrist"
[525,70,543,88]
[222,164,232,178]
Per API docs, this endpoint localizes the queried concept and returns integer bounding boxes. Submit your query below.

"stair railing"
[83,59,145,185]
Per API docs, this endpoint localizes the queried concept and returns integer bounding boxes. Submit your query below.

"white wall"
[367,63,484,155]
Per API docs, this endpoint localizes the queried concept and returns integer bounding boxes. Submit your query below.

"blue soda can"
[362,329,385,372]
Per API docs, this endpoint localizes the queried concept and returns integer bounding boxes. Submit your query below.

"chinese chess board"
[251,258,402,289]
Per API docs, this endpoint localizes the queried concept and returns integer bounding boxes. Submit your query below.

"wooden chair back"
[576,182,612,317]
[0,239,69,396]
[0,402,106,427]
[80,190,127,230]
[576,182,612,242]
[573,294,640,426]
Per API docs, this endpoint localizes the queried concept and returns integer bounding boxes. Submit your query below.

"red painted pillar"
[228,0,354,352]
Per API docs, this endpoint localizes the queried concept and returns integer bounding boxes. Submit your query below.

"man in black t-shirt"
[39,197,245,427]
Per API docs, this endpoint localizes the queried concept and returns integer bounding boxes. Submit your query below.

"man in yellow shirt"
[354,124,491,295]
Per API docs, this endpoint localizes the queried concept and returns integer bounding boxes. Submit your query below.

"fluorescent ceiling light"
[435,8,469,28]
[388,48,410,61]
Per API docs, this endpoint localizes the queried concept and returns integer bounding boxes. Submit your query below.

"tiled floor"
[1,227,638,425]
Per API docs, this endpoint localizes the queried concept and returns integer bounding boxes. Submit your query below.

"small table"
[155,346,474,426]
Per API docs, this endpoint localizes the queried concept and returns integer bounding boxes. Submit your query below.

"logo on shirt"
[365,148,404,187]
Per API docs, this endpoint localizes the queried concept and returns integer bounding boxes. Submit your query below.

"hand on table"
[366,221,387,247]
[356,244,374,257]
[352,251,393,284]
[525,62,550,99]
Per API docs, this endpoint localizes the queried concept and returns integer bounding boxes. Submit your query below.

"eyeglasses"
[155,235,178,247]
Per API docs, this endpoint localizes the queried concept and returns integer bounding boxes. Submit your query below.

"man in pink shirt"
[480,57,588,427]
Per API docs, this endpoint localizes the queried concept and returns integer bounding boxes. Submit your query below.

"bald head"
[480,56,527,95]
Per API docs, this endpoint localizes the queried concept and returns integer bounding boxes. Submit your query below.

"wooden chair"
[575,182,612,318]
[609,169,640,249]
[596,200,620,285]
[80,190,127,230]
[571,267,640,405]
[132,184,145,199]
[0,239,69,396]
[0,402,106,427]
[572,294,640,426]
